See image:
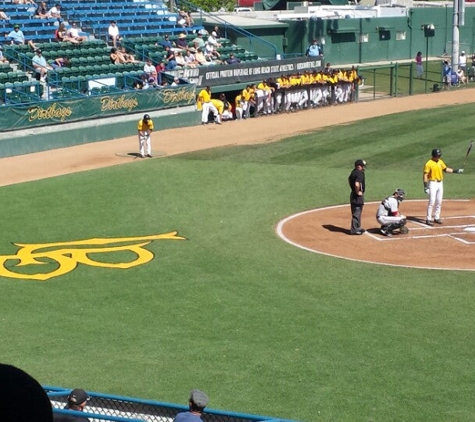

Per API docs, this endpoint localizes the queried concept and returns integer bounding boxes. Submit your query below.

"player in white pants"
[137,114,154,158]
[423,148,464,225]
[376,189,407,236]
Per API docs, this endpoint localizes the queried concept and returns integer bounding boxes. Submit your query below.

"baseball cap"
[143,114,150,120]
[178,33,186,39]
[461,50,465,54]
[354,159,366,167]
[189,389,208,408]
[14,24,20,28]
[68,388,89,405]
[36,49,42,53]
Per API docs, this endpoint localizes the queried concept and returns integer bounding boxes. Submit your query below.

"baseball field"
[1,89,475,421]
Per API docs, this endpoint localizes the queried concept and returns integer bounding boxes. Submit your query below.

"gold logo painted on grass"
[0,232,185,281]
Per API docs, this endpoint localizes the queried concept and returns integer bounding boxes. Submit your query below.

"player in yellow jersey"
[197,86,220,125]
[234,93,243,119]
[137,114,154,158]
[423,148,463,225]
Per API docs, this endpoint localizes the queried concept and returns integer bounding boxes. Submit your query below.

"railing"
[175,0,278,59]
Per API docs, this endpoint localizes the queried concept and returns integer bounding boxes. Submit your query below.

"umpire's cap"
[354,159,366,167]
[143,114,151,121]
[432,148,442,157]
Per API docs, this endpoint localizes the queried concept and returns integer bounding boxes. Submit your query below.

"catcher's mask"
[395,188,406,201]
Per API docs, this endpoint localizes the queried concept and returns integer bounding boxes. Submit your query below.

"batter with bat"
[423,148,464,226]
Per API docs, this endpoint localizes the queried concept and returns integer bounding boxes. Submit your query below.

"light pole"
[422,24,435,92]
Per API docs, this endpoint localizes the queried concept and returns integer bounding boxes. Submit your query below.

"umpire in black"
[348,159,366,235]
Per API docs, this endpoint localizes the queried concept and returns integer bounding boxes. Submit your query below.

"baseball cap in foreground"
[190,389,208,408]
[354,159,366,167]
[68,388,89,405]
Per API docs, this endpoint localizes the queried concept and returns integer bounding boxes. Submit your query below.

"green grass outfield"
[2,103,475,422]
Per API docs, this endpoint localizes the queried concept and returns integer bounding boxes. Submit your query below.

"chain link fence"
[355,60,475,101]
[46,387,295,422]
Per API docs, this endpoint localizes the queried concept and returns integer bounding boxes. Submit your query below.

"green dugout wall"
[274,7,475,65]
[0,85,200,158]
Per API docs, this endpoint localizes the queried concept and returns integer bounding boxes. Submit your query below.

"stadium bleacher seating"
[0,0,259,104]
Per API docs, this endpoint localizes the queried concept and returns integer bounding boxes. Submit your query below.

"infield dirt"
[1,89,474,187]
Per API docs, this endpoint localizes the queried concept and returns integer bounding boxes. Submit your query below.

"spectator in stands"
[195,48,210,66]
[207,31,221,48]
[0,364,53,422]
[67,22,87,43]
[0,10,10,20]
[306,39,322,57]
[175,51,187,67]
[184,49,198,68]
[143,58,158,86]
[164,45,177,70]
[51,56,70,69]
[32,48,52,81]
[192,33,205,49]
[174,389,209,422]
[120,47,139,63]
[212,26,221,38]
[176,33,188,50]
[177,10,193,27]
[47,3,61,19]
[171,76,180,86]
[204,42,221,63]
[110,47,121,64]
[226,52,240,65]
[5,25,36,49]
[34,1,48,18]
[53,388,90,422]
[0,46,8,63]
[158,34,173,49]
[108,21,120,48]
[55,23,81,44]
[13,0,36,5]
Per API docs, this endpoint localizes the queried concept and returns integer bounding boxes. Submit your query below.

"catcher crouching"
[376,189,408,237]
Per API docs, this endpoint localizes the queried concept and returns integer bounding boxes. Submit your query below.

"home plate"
[464,227,475,232]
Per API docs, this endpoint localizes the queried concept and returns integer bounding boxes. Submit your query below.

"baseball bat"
[463,140,473,166]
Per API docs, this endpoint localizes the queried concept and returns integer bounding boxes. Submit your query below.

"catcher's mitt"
[400,226,409,234]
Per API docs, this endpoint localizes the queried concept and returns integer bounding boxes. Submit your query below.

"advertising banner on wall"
[0,84,196,132]
[177,56,324,87]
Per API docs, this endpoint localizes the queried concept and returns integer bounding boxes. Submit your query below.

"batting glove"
[424,187,429,194]
[454,168,464,174]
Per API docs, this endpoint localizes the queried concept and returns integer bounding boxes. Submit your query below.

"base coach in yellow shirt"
[423,148,463,226]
